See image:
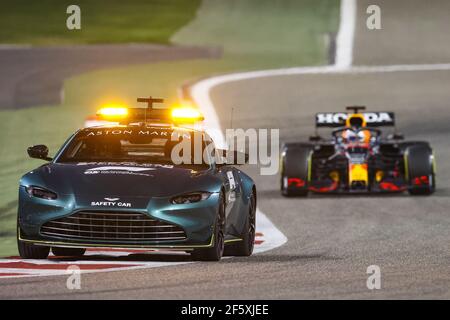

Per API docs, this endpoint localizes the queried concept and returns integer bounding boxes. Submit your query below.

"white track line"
[335,0,357,69]
[253,209,287,253]
[0,263,191,278]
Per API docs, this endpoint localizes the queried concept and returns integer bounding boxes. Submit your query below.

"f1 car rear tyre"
[281,144,312,197]
[224,192,256,256]
[191,193,225,261]
[406,144,435,195]
[52,247,86,257]
[18,240,50,259]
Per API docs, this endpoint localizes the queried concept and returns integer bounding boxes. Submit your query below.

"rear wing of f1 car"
[315,111,395,128]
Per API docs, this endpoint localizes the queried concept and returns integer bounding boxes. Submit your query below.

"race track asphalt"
[1,0,450,299]
[0,44,219,109]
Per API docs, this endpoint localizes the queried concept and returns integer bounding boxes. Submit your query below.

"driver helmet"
[345,114,367,129]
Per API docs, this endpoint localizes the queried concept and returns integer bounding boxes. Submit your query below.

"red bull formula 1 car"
[280,106,436,196]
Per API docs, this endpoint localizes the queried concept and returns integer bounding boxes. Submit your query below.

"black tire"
[191,192,225,261]
[52,247,86,257]
[18,239,50,259]
[280,144,312,197]
[224,191,256,257]
[405,143,435,195]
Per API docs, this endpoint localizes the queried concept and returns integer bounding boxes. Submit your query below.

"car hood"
[21,162,220,198]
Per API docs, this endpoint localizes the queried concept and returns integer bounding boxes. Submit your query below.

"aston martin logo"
[104,197,120,201]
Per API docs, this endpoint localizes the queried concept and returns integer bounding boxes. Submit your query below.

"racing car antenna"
[137,96,164,109]
[346,105,366,114]
[137,96,165,124]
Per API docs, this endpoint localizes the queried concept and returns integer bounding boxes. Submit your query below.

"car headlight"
[25,186,57,200]
[170,192,211,204]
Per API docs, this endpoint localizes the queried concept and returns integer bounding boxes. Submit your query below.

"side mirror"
[27,145,52,161]
[216,149,249,166]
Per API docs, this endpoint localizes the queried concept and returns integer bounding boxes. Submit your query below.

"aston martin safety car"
[18,97,256,261]
[281,106,436,196]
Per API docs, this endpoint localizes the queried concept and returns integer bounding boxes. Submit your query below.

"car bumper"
[18,188,219,250]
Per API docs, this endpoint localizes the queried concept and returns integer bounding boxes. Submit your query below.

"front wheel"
[18,239,50,259]
[191,193,225,261]
[281,145,312,197]
[224,192,256,256]
[406,144,436,195]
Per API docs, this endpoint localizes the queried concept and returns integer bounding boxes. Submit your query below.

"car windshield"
[56,127,213,169]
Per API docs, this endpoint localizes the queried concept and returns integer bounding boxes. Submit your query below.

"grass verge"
[0,0,201,45]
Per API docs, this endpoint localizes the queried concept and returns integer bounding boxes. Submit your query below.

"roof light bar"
[93,97,204,126]
[171,107,204,123]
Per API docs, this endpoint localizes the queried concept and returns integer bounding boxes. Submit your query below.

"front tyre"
[406,144,436,195]
[18,239,50,259]
[224,192,256,256]
[191,193,225,261]
[281,144,312,197]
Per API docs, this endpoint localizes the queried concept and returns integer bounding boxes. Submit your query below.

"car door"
[215,165,235,218]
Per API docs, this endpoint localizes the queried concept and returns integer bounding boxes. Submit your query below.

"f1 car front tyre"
[281,144,312,197]
[191,193,225,261]
[18,240,50,259]
[224,191,256,256]
[52,247,86,257]
[406,144,436,195]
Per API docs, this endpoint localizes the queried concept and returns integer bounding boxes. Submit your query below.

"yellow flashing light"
[96,105,129,119]
[171,106,204,122]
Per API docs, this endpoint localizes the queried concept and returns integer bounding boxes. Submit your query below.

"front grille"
[40,211,186,242]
